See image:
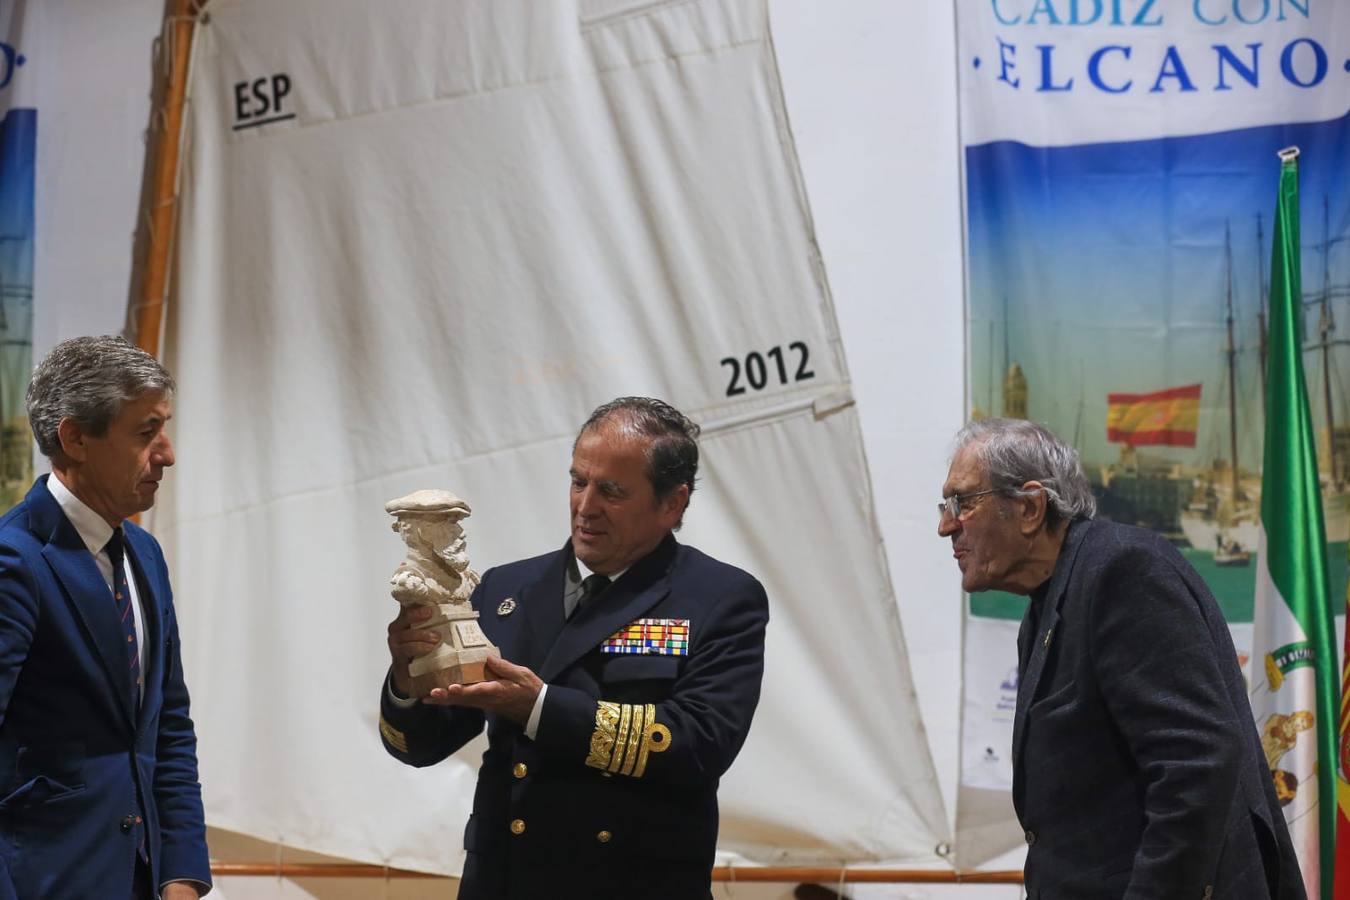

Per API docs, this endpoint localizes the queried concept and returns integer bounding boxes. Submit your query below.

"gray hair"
[26,335,175,459]
[576,397,699,524]
[954,418,1096,528]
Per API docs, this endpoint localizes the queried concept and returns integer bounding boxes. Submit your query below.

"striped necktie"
[104,528,150,863]
[103,528,141,698]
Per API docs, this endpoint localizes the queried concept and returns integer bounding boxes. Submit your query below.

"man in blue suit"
[380,397,769,900]
[0,336,210,899]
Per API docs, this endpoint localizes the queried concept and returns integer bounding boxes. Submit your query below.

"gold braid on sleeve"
[617,703,646,776]
[379,716,409,754]
[585,701,621,771]
[584,701,673,778]
[635,705,671,778]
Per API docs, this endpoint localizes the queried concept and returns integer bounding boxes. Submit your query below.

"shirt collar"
[570,552,629,586]
[47,473,117,556]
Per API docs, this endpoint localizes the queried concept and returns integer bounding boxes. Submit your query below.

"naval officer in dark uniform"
[380,397,769,900]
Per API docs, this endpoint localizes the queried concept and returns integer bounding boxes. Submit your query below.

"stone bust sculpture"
[387,489,481,609]
[385,488,495,690]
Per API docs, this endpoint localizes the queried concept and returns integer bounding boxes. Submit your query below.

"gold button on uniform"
[513,763,528,779]
[596,830,612,843]
[510,819,525,835]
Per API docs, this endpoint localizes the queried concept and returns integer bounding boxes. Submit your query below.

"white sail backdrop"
[161,0,950,873]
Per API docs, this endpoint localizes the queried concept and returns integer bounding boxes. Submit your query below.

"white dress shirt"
[48,474,147,699]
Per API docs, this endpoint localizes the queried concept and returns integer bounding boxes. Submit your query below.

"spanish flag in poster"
[1105,383,1201,447]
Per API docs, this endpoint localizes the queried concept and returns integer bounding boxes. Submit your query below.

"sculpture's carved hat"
[385,489,472,519]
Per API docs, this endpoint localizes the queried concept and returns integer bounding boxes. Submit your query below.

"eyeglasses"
[938,488,1001,522]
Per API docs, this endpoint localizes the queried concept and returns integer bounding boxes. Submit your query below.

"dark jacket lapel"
[513,544,571,672]
[1011,518,1092,770]
[539,536,677,682]
[28,477,136,730]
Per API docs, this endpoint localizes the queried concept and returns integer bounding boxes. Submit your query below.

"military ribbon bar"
[600,618,690,656]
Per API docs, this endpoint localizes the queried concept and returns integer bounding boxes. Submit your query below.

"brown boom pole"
[131,0,198,358]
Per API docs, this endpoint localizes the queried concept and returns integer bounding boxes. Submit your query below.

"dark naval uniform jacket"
[379,534,769,900]
[0,477,210,898]
[1014,518,1304,899]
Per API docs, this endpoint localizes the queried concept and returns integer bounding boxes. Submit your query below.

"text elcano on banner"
[1104,383,1201,447]
[1251,146,1337,900]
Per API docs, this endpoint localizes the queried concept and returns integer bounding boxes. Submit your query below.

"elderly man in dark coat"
[939,417,1303,899]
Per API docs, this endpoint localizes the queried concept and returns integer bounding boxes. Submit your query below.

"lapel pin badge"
[1043,626,1054,648]
[497,598,517,616]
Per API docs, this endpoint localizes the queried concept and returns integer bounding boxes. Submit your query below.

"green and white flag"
[1250,147,1338,900]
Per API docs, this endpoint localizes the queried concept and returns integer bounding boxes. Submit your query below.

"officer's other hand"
[387,605,440,697]
[424,654,543,726]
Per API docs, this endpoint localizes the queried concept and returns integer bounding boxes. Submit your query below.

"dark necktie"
[104,529,150,864]
[570,573,611,620]
[104,528,141,699]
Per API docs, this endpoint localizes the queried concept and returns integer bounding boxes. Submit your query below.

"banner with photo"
[955,0,1350,870]
[0,4,34,512]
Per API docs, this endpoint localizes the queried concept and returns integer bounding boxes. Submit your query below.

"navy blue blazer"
[380,534,769,900]
[1014,518,1303,899]
[0,477,210,898]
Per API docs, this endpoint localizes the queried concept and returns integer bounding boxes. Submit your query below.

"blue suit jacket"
[1014,518,1303,899]
[0,477,210,898]
[379,535,769,900]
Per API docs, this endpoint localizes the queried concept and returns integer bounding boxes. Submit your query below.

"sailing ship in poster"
[1106,208,1350,561]
[974,202,1347,583]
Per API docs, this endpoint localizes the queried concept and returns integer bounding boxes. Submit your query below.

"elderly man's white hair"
[953,418,1097,528]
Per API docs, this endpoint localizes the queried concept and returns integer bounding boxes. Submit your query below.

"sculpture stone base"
[405,605,497,695]
[408,651,490,694]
